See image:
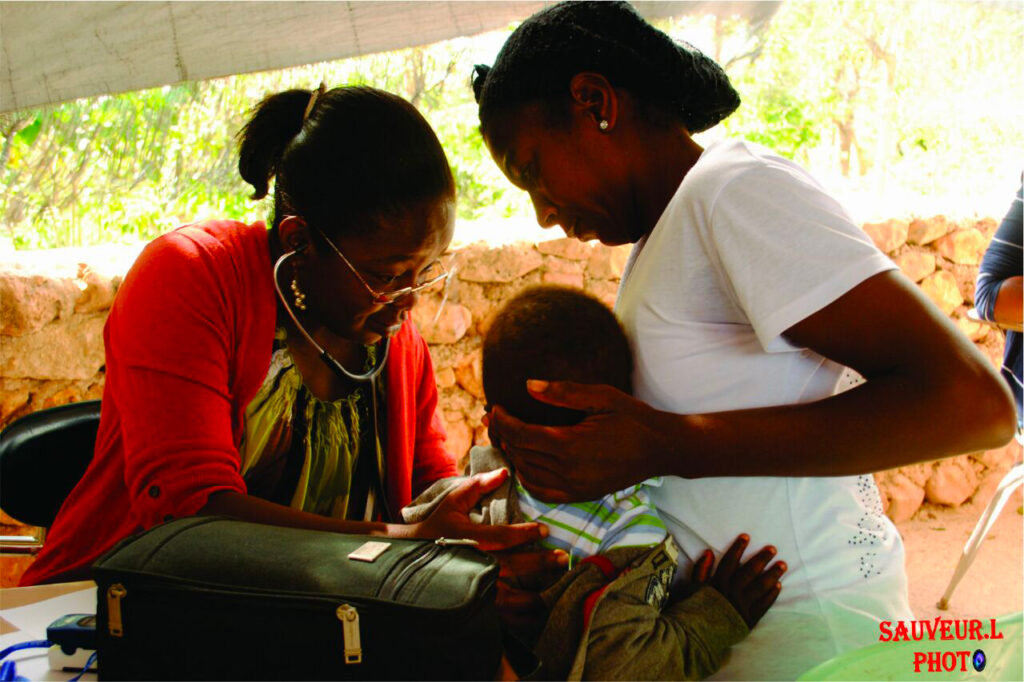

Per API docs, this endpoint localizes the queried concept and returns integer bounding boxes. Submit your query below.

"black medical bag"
[93,516,502,680]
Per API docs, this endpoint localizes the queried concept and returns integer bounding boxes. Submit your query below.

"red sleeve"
[409,327,458,495]
[107,231,248,528]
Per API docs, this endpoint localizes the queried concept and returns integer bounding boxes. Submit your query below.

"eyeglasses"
[303,220,453,304]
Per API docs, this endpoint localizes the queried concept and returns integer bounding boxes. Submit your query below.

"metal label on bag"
[347,541,391,563]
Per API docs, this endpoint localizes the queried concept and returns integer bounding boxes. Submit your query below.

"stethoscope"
[272,249,391,520]
[272,250,390,382]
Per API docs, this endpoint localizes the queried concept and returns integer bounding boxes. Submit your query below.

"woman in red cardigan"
[23,85,544,585]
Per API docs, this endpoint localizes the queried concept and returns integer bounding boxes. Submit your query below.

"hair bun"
[472,65,491,103]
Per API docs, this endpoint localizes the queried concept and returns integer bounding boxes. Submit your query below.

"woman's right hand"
[408,468,547,551]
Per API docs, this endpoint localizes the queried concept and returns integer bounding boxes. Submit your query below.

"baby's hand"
[691,534,785,628]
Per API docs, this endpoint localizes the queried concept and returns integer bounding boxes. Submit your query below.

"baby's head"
[482,285,633,426]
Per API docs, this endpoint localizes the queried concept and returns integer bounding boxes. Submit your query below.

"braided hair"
[473,1,740,134]
[238,86,454,239]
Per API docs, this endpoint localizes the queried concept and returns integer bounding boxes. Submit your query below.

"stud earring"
[599,119,609,131]
[290,277,308,311]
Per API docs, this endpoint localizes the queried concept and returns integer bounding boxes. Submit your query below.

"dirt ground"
[899,485,1023,622]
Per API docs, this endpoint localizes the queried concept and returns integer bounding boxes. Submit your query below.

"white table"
[0,581,96,681]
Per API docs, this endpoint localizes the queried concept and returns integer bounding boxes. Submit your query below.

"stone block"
[0,272,80,335]
[877,471,925,522]
[907,216,951,245]
[920,271,963,315]
[862,219,909,254]
[925,456,979,506]
[474,425,491,448]
[0,313,106,379]
[412,298,472,345]
[586,280,620,309]
[74,266,120,314]
[458,244,543,283]
[442,414,473,469]
[542,271,585,289]
[955,314,990,342]
[536,238,593,260]
[435,366,457,389]
[894,251,936,283]
[454,350,485,400]
[588,245,631,280]
[935,228,988,265]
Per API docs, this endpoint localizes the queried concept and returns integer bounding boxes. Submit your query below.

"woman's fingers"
[524,380,624,413]
[467,522,548,552]
[495,548,569,581]
[444,468,511,513]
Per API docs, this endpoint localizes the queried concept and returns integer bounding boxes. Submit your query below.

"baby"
[405,285,784,680]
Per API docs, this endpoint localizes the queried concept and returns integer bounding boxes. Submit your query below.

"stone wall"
[1,217,1020,539]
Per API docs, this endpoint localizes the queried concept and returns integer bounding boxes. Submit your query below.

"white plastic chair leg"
[937,462,1024,609]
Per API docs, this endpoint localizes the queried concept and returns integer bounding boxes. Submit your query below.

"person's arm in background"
[492,272,1016,502]
[975,185,1023,332]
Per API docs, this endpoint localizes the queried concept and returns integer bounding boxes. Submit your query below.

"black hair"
[238,86,455,238]
[483,285,633,427]
[473,1,740,134]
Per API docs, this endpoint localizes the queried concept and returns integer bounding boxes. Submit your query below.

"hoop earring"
[290,275,308,311]
[599,119,609,131]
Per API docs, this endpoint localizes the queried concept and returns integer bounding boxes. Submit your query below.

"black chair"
[0,400,101,551]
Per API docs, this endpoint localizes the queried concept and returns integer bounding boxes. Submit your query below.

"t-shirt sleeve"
[705,162,896,352]
[975,185,1023,320]
[107,232,247,528]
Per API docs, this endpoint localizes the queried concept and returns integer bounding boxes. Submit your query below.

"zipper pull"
[107,583,127,637]
[435,537,479,547]
[336,604,362,664]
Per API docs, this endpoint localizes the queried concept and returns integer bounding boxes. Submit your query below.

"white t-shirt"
[615,139,912,680]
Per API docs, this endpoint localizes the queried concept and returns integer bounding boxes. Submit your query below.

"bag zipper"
[336,604,361,664]
[381,542,442,600]
[107,583,127,637]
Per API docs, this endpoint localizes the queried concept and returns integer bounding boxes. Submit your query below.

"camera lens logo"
[972,649,986,672]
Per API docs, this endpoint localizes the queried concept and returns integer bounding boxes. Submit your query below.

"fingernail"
[767,546,776,556]
[777,562,787,572]
[553,550,569,567]
[538,524,549,538]
[739,534,749,542]
[526,379,549,392]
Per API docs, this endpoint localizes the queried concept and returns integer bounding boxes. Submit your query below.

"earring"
[599,119,609,131]
[290,277,308,311]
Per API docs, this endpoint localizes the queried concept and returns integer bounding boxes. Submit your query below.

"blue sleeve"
[975,185,1023,321]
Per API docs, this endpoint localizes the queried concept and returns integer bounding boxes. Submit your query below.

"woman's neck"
[631,126,704,241]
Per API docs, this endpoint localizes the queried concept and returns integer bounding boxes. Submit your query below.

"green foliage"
[2,1,1022,249]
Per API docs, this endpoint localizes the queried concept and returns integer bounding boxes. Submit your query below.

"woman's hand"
[408,469,547,551]
[487,380,672,503]
[492,547,570,630]
[690,534,785,629]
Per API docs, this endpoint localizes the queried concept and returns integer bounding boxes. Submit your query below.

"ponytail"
[235,86,455,237]
[237,89,311,200]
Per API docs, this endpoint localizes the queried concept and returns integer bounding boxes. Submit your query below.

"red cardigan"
[22,220,456,585]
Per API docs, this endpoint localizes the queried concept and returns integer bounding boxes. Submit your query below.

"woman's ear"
[278,215,312,255]
[568,72,619,132]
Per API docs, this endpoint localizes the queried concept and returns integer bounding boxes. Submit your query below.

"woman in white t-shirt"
[472,2,1017,678]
